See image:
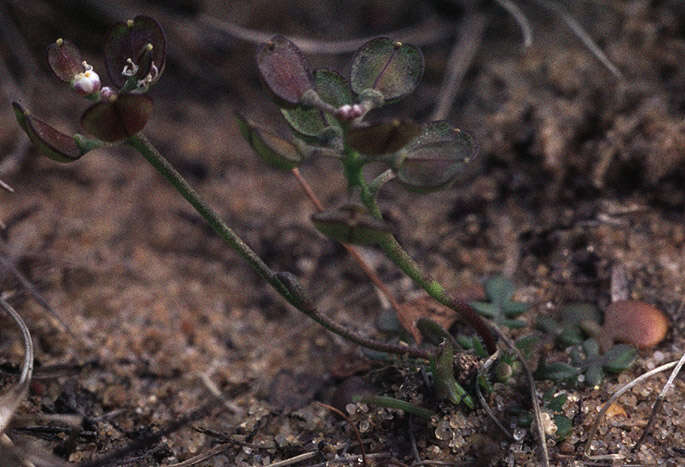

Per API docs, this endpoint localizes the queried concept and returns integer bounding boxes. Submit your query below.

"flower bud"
[71,63,101,96]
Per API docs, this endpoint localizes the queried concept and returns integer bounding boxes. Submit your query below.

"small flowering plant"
[238,35,495,353]
[13,15,165,161]
[13,16,495,386]
[239,35,479,195]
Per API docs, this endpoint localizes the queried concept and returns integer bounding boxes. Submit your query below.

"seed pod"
[13,102,84,163]
[257,35,313,107]
[235,112,303,170]
[311,203,391,245]
[47,38,83,82]
[81,94,153,142]
[104,16,166,88]
[350,37,424,103]
[394,121,478,192]
[347,119,421,156]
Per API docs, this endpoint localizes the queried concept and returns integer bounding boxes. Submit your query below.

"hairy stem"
[127,134,431,360]
[359,182,496,353]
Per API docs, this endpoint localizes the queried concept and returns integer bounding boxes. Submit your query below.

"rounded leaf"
[81,94,153,142]
[104,16,166,88]
[13,102,84,163]
[257,35,313,107]
[395,121,478,192]
[311,203,391,245]
[350,37,424,103]
[602,344,637,373]
[47,38,83,82]
[347,119,421,156]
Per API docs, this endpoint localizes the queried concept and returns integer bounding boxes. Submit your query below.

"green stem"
[359,181,496,354]
[355,395,435,419]
[126,133,431,360]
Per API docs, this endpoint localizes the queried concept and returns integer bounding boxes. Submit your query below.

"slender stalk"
[291,167,420,342]
[127,134,431,360]
[358,181,496,353]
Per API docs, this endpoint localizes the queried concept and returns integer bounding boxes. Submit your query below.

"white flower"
[71,62,101,96]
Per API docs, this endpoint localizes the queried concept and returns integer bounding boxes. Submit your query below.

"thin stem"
[368,169,396,198]
[356,179,495,352]
[360,179,495,353]
[291,168,419,342]
[127,134,287,296]
[127,134,431,360]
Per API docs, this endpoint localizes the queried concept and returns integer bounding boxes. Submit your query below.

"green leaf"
[471,336,488,359]
[582,338,600,358]
[470,302,498,318]
[13,102,85,163]
[235,112,303,170]
[537,316,563,335]
[602,344,637,373]
[485,276,515,305]
[560,303,600,325]
[536,362,579,381]
[257,35,313,107]
[311,203,392,245]
[553,415,573,440]
[281,69,352,138]
[431,341,474,408]
[546,393,567,412]
[502,301,528,317]
[470,276,528,328]
[394,122,478,193]
[417,317,452,346]
[350,37,424,103]
[501,319,527,329]
[558,327,585,347]
[250,127,302,170]
[515,335,538,360]
[585,364,603,386]
[376,309,404,335]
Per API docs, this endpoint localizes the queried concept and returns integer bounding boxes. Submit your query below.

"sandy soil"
[0,1,683,465]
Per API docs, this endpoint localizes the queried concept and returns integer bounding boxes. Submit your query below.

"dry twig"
[199,14,454,54]
[583,359,680,458]
[430,12,487,121]
[475,349,514,440]
[633,351,685,452]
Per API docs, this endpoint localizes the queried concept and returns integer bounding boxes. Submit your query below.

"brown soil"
[0,1,683,465]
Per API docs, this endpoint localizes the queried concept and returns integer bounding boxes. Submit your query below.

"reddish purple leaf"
[257,35,313,107]
[12,102,83,163]
[81,94,153,142]
[104,16,166,88]
[47,38,83,82]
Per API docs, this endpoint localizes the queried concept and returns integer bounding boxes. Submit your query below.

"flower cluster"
[13,15,166,162]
